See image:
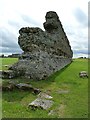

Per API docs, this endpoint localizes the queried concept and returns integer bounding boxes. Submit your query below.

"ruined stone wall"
[10,51,72,80]
[9,11,73,80]
[18,11,73,58]
[43,11,73,58]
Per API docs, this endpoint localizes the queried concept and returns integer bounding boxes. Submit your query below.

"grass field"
[0,58,18,70]
[0,58,88,118]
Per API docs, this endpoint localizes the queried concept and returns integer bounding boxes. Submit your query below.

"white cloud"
[0,0,89,58]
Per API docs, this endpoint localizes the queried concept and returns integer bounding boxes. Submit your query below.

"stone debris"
[2,82,41,94]
[0,70,15,79]
[2,84,16,91]
[33,88,41,95]
[4,65,9,68]
[28,92,53,110]
[38,92,53,99]
[8,11,73,80]
[16,83,33,90]
[79,71,88,78]
[28,98,53,110]
[16,83,41,94]
[48,110,55,116]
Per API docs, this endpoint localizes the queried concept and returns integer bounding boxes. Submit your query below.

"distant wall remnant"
[9,11,73,80]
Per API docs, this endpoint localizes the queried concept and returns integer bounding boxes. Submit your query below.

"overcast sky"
[0,0,89,58]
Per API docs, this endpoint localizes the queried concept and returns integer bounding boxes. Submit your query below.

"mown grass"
[0,58,18,70]
[0,58,88,118]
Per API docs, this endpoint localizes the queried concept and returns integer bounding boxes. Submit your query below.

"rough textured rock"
[38,92,53,99]
[2,81,41,93]
[2,82,16,91]
[28,94,53,110]
[29,98,53,110]
[33,88,41,95]
[79,71,88,78]
[0,70,15,79]
[16,83,33,90]
[9,11,73,80]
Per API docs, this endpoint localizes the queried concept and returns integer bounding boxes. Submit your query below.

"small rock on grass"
[79,71,88,78]
[2,84,16,91]
[2,82,41,94]
[33,88,41,95]
[16,83,33,90]
[0,70,15,79]
[28,92,53,110]
[28,98,53,110]
[38,92,53,99]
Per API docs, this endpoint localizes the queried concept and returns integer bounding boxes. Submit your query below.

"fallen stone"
[2,82,41,93]
[48,110,55,116]
[16,83,33,91]
[33,88,41,95]
[38,92,53,99]
[79,71,88,78]
[0,70,16,79]
[8,81,16,85]
[4,65,9,68]
[16,83,41,94]
[28,98,53,110]
[28,92,53,110]
[2,84,15,91]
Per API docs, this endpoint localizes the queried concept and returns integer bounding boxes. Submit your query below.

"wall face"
[10,51,72,80]
[9,11,73,80]
[43,11,73,58]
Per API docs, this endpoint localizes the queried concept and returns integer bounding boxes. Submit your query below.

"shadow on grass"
[47,62,72,82]
[2,62,72,102]
[28,62,72,89]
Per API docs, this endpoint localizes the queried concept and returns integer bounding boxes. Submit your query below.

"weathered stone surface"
[28,92,53,110]
[16,83,33,90]
[2,83,16,91]
[16,83,41,93]
[4,65,9,68]
[79,71,88,78]
[38,92,53,99]
[33,88,41,95]
[2,81,41,93]
[9,11,73,80]
[9,53,72,80]
[28,98,53,110]
[0,70,16,79]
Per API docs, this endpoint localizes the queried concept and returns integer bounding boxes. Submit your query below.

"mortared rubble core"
[9,11,73,80]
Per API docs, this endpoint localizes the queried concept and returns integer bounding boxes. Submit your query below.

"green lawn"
[0,58,18,70]
[1,58,88,118]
